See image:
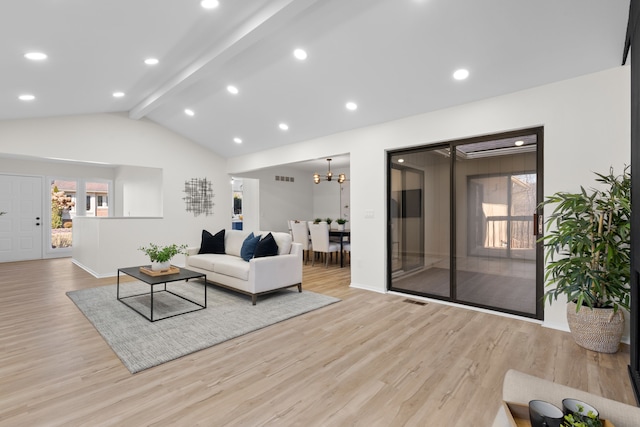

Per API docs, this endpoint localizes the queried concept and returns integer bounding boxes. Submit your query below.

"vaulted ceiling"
[1,0,630,159]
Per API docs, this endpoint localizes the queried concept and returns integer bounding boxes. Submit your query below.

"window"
[49,178,112,250]
[50,179,76,249]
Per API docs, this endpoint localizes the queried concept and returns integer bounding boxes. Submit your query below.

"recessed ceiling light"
[112,92,125,98]
[227,85,239,94]
[398,159,405,163]
[233,137,242,144]
[514,140,524,146]
[345,101,358,111]
[279,123,289,131]
[24,52,47,61]
[184,109,195,116]
[293,48,307,60]
[453,68,469,80]
[144,58,159,65]
[200,0,219,9]
[18,94,35,101]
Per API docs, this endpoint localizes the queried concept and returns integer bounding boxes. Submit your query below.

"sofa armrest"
[186,246,200,257]
[248,249,302,293]
[497,370,640,427]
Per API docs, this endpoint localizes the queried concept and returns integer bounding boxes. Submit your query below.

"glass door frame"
[386,126,544,320]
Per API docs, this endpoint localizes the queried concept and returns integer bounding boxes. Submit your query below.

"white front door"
[0,175,43,262]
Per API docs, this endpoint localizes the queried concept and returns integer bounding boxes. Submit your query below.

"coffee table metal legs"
[116,270,206,322]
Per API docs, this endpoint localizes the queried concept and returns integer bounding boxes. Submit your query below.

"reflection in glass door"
[389,149,450,298]
[467,173,536,260]
[388,129,542,319]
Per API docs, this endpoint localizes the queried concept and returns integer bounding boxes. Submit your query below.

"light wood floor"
[0,258,635,426]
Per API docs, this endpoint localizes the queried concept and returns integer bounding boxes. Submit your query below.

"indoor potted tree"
[540,166,630,353]
[139,243,188,271]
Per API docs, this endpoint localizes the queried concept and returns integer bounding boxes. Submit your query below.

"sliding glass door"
[390,149,450,298]
[454,139,538,315]
[387,128,543,319]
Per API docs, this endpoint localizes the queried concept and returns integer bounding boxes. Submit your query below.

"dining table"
[328,228,350,267]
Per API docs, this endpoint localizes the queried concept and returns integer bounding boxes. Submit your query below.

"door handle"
[36,217,40,220]
[36,223,40,226]
[533,212,543,236]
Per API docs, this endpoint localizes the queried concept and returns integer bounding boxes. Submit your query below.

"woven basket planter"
[566,301,624,353]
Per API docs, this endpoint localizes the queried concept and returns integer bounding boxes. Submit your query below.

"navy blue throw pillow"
[240,232,261,261]
[254,232,279,258]
[198,229,225,254]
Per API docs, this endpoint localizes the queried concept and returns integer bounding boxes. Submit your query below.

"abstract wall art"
[183,177,214,216]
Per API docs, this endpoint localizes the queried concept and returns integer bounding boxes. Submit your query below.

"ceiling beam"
[129,0,318,120]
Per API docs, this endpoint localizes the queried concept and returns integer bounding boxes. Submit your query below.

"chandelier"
[314,158,346,184]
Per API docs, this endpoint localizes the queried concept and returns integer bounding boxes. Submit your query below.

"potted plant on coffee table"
[139,243,188,271]
[540,166,630,353]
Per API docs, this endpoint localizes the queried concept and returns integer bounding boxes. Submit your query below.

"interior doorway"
[387,128,543,319]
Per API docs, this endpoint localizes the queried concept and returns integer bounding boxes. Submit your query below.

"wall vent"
[275,176,295,182]
[403,299,427,306]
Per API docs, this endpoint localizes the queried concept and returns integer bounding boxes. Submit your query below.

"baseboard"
[71,259,122,279]
[349,282,387,294]
[387,290,544,324]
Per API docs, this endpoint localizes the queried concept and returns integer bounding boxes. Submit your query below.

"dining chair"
[291,220,312,264]
[342,242,351,266]
[308,221,340,267]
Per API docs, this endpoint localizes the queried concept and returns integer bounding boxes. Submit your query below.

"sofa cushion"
[199,229,225,254]
[240,232,261,261]
[212,256,251,281]
[259,231,292,255]
[188,253,226,271]
[225,229,251,257]
[254,232,279,258]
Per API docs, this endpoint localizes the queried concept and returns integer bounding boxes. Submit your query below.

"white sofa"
[186,229,303,305]
[493,370,640,427]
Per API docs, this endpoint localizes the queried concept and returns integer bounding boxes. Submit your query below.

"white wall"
[239,166,315,232]
[312,167,349,221]
[228,66,631,338]
[115,165,163,217]
[0,155,117,181]
[73,217,168,276]
[0,113,229,274]
[241,178,260,232]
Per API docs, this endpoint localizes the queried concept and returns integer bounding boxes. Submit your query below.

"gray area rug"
[67,281,340,373]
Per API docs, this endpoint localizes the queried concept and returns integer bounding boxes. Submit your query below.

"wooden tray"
[503,401,615,427]
[503,402,530,426]
[139,266,180,276]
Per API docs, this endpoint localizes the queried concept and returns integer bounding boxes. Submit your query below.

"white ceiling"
[1,0,630,160]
